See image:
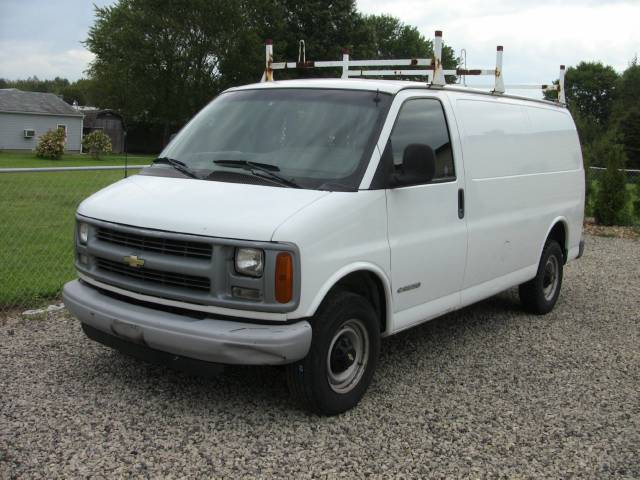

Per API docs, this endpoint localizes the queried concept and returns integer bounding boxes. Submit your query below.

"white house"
[0,89,83,152]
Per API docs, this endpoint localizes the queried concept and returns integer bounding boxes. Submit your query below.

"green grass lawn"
[0,151,155,169]
[0,152,156,309]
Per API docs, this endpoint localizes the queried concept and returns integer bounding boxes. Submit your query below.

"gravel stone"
[1,234,638,478]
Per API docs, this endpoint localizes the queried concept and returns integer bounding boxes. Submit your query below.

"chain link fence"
[0,165,146,316]
[588,166,640,183]
[1,164,638,316]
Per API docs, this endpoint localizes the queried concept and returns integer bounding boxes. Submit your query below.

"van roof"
[228,79,564,108]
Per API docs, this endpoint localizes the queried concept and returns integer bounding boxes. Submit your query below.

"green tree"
[612,59,640,169]
[86,0,244,142]
[218,0,366,86]
[562,62,619,126]
[355,15,457,82]
[615,56,640,109]
[616,107,640,170]
[593,132,630,225]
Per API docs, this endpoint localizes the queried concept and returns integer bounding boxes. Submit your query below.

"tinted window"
[387,98,455,186]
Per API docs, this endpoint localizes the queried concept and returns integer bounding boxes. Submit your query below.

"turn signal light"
[275,252,293,303]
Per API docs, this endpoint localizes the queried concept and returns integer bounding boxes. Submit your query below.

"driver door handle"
[458,188,465,219]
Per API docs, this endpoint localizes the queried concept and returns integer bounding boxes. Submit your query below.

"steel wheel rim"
[542,255,559,301]
[326,319,369,394]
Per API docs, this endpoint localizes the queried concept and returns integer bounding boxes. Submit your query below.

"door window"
[386,98,455,187]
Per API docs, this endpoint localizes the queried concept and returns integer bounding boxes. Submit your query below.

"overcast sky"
[1,0,638,94]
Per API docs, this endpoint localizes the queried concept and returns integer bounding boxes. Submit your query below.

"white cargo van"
[63,41,584,415]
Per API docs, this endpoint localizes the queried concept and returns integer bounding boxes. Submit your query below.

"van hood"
[77,175,330,241]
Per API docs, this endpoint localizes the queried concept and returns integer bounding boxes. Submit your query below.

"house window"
[57,124,67,137]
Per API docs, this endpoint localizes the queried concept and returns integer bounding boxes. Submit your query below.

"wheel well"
[548,222,567,263]
[332,271,387,333]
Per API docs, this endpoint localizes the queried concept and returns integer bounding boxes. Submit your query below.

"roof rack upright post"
[493,46,505,94]
[341,48,350,79]
[261,39,274,82]
[431,31,445,86]
[558,65,566,104]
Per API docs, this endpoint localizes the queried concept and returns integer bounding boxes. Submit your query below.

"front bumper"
[63,280,312,366]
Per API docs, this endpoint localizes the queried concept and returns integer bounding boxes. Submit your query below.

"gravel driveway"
[1,234,639,479]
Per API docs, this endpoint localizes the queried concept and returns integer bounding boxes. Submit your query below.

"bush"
[593,132,630,225]
[82,130,112,159]
[35,129,66,159]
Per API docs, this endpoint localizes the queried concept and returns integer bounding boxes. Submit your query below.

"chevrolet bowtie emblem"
[123,255,145,268]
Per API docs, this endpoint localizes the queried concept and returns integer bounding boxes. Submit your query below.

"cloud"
[0,42,95,80]
[357,0,640,86]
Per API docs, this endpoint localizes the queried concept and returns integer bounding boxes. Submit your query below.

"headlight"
[235,248,264,277]
[78,222,89,244]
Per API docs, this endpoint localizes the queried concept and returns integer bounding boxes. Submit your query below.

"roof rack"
[260,30,565,104]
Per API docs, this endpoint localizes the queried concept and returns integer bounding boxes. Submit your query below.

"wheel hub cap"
[326,319,369,394]
[542,255,559,301]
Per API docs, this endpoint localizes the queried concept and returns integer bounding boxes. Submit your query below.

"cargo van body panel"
[450,93,584,294]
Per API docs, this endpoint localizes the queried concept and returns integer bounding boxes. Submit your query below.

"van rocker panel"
[62,280,312,365]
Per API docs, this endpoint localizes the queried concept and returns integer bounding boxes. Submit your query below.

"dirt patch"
[584,218,639,240]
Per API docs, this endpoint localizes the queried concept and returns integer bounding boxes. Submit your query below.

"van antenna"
[123,67,129,178]
[459,49,467,86]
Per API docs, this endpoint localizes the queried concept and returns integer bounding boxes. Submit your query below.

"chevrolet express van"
[63,79,585,415]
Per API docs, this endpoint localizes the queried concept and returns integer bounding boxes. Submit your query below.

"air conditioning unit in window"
[24,129,35,139]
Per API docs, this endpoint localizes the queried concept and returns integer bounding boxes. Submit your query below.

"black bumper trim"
[82,323,225,377]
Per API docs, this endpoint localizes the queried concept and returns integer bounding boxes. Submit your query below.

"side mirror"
[390,143,436,187]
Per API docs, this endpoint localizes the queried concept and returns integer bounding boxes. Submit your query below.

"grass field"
[0,152,155,308]
[0,151,155,169]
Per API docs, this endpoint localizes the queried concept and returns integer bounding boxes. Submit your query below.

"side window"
[386,98,455,186]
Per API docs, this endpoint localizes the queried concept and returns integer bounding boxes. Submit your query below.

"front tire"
[286,290,380,415]
[519,240,564,314]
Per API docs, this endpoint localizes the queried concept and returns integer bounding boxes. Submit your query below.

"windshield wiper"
[213,160,301,188]
[153,157,201,179]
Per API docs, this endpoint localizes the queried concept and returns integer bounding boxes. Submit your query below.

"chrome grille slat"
[95,258,211,292]
[96,227,212,259]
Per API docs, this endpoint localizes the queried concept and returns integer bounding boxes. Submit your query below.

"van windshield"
[158,88,391,190]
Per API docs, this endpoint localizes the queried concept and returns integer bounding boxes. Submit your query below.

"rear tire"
[286,290,380,416]
[519,240,564,315]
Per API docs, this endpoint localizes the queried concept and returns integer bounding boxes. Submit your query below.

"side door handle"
[458,188,465,219]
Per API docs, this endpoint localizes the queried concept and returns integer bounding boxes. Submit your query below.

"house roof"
[0,89,82,117]
[82,109,123,127]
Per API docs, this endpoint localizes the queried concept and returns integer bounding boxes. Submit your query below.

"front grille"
[95,258,211,292]
[96,227,212,260]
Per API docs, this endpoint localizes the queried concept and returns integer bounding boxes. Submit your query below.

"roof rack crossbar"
[348,69,433,79]
[269,58,433,70]
[260,32,566,105]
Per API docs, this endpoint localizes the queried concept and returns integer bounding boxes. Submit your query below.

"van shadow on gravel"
[66,287,531,417]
